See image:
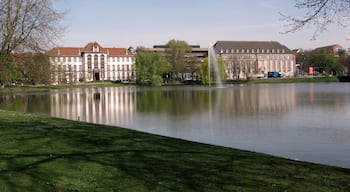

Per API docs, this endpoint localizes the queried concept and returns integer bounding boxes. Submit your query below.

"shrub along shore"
[0,109,349,191]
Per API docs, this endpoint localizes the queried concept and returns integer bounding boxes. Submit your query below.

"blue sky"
[54,0,350,50]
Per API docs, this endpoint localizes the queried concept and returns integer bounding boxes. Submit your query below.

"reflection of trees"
[137,89,215,116]
[136,86,298,117]
[0,94,51,113]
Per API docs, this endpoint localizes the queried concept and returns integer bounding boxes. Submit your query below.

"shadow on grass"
[1,110,350,192]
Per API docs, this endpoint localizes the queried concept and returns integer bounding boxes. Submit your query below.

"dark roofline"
[213,41,292,54]
[153,45,200,49]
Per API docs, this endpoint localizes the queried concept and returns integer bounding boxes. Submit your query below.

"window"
[94,55,98,65]
[101,55,105,68]
[87,55,92,68]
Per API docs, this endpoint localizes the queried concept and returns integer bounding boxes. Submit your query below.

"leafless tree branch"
[0,0,66,54]
[281,0,350,39]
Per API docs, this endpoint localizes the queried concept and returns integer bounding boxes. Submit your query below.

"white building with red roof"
[49,42,135,83]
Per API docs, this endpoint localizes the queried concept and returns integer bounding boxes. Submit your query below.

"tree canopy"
[309,51,343,75]
[135,51,168,86]
[165,39,192,81]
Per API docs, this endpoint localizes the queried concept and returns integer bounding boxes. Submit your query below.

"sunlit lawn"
[0,109,349,191]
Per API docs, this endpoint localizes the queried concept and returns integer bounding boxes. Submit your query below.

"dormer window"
[93,45,99,52]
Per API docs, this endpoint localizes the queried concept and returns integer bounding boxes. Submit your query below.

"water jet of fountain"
[208,43,223,87]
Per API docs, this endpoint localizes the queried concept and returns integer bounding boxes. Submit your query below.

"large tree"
[165,39,192,81]
[0,0,65,85]
[282,0,350,38]
[0,0,65,54]
[135,51,168,86]
[309,51,343,75]
[14,53,51,85]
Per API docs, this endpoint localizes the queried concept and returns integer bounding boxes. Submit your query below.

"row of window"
[221,48,286,54]
[228,61,293,72]
[51,56,134,63]
[228,55,292,60]
[54,64,135,72]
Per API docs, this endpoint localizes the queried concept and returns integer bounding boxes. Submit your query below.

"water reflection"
[1,83,350,168]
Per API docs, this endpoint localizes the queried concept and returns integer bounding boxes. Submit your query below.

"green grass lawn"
[0,110,350,192]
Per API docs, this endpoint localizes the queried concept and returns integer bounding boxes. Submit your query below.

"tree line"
[296,49,349,76]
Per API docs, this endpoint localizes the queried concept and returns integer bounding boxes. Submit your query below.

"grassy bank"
[0,110,349,191]
[0,81,127,93]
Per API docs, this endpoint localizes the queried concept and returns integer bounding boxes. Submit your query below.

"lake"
[1,83,350,168]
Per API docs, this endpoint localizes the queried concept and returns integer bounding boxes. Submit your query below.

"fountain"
[208,43,223,87]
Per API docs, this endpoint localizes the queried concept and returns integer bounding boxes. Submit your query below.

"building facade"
[314,44,344,56]
[214,41,296,79]
[49,42,135,84]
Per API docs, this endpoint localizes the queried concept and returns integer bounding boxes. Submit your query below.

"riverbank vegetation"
[0,109,349,191]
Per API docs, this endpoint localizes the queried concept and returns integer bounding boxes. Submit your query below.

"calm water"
[1,83,350,168]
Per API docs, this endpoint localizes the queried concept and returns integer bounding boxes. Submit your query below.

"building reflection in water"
[50,87,136,128]
[206,84,297,118]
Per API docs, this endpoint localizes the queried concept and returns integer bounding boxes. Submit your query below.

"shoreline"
[0,76,348,93]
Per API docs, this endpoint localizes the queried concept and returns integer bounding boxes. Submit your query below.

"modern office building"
[49,42,136,84]
[214,41,296,79]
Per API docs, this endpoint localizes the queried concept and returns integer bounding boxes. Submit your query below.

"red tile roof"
[48,47,82,56]
[48,42,134,57]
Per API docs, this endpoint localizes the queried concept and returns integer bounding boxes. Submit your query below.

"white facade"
[49,42,135,84]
